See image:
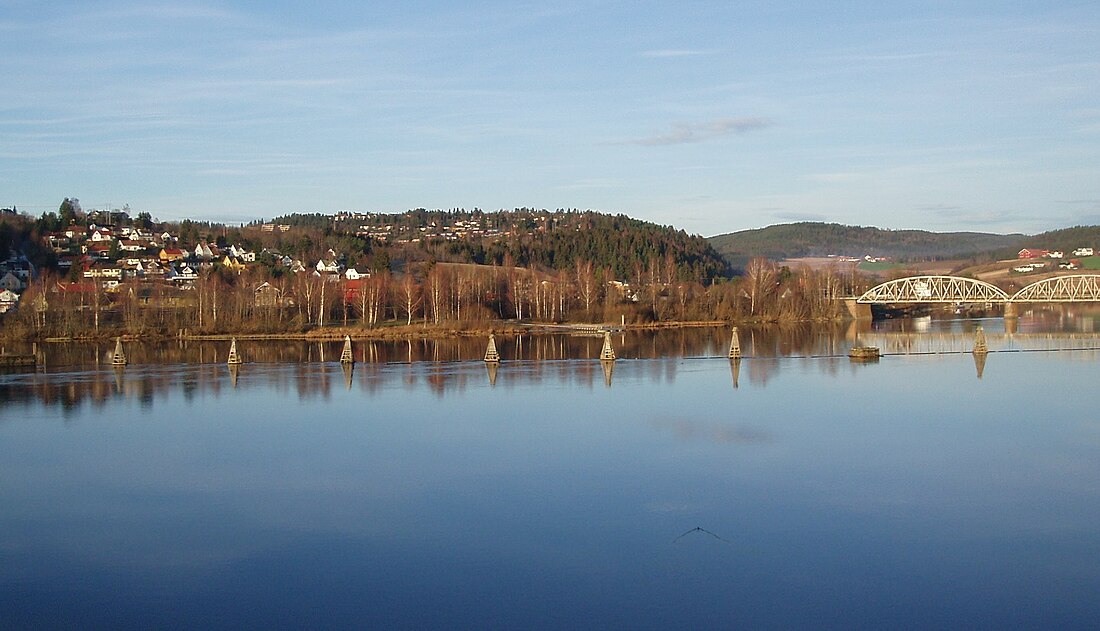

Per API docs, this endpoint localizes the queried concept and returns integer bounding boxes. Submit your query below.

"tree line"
[2,257,867,340]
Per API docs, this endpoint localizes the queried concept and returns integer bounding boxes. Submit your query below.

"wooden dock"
[0,354,36,368]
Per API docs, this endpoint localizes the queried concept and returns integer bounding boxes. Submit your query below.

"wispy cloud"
[640,49,713,58]
[620,117,772,146]
[828,51,949,63]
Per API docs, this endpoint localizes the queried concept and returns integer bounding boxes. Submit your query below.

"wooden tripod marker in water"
[111,337,127,366]
[484,334,501,363]
[226,338,243,365]
[600,331,616,361]
[340,335,354,364]
[728,327,742,359]
[972,326,988,355]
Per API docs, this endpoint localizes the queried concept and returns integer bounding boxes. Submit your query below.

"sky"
[2,1,1099,237]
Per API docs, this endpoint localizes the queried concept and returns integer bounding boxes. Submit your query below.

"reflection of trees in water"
[6,322,1042,411]
[27,325,864,369]
[0,328,720,410]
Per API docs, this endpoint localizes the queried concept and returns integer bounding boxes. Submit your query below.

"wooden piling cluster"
[599,332,616,361]
[728,327,741,359]
[227,338,243,365]
[972,327,988,355]
[111,338,127,366]
[484,334,500,363]
[340,335,355,364]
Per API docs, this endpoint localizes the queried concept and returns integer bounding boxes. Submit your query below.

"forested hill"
[1012,225,1100,256]
[269,208,731,281]
[709,222,1027,265]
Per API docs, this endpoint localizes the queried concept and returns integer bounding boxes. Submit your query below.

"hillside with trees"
[269,208,731,282]
[709,222,1027,267]
[5,203,787,342]
[1008,225,1100,258]
[14,199,1100,342]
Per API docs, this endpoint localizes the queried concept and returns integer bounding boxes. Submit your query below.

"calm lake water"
[3,310,1100,629]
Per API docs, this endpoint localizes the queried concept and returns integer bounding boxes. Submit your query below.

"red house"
[1018,248,1048,259]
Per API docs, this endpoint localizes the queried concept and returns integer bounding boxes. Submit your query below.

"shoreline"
[14,318,840,345]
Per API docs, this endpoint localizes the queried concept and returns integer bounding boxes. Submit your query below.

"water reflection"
[973,351,987,379]
[7,307,1100,412]
[5,315,1100,629]
[6,324,863,368]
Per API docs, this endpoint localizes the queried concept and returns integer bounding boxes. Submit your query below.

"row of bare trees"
[1,258,868,340]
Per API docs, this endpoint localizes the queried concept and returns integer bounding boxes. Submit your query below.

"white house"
[168,264,198,284]
[0,289,19,313]
[119,239,146,253]
[228,245,256,261]
[316,258,340,274]
[344,267,369,281]
[89,228,113,242]
[83,264,122,280]
[0,271,25,292]
[1073,247,1094,257]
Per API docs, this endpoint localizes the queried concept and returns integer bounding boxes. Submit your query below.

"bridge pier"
[845,299,872,320]
[1003,302,1018,319]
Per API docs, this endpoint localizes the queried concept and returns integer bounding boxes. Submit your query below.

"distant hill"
[709,222,1028,267]
[1009,225,1100,258]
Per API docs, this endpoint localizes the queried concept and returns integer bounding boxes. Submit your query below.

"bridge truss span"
[857,275,1010,304]
[1011,275,1100,302]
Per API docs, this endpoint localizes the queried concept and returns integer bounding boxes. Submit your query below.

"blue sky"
[2,1,1099,236]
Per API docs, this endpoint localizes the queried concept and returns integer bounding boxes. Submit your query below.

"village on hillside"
[5,201,1099,331]
[0,203,739,330]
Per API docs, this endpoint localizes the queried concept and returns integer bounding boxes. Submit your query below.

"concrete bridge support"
[845,299,873,320]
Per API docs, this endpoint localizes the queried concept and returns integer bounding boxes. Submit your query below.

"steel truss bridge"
[855,274,1100,304]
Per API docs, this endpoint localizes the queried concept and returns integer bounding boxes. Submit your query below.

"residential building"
[1018,248,1048,259]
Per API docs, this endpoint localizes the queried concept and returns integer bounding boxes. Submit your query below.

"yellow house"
[159,247,186,263]
[220,255,246,272]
